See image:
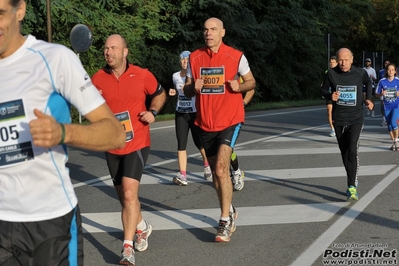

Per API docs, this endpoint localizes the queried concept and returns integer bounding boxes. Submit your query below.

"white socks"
[136,219,146,231]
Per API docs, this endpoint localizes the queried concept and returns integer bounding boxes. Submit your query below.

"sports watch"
[150,109,158,117]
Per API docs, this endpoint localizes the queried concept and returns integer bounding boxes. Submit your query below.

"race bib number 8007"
[200,67,225,94]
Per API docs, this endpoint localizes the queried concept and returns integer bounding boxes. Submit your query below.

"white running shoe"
[134,220,152,252]
[231,169,244,191]
[204,165,212,180]
[120,244,135,265]
[173,172,188,186]
[214,207,238,242]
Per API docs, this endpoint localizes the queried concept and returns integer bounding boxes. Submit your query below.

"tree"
[21,0,392,114]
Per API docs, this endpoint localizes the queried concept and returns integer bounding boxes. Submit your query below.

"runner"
[375,63,399,151]
[183,17,256,242]
[169,50,212,185]
[230,88,255,191]
[325,56,338,137]
[321,48,374,201]
[0,1,125,265]
[92,34,167,265]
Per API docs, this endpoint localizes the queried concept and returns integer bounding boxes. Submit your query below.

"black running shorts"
[0,206,83,266]
[200,123,242,158]
[105,147,150,185]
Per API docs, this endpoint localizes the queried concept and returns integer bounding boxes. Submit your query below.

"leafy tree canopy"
[21,0,397,114]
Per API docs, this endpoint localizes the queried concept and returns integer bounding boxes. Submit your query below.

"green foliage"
[22,0,394,121]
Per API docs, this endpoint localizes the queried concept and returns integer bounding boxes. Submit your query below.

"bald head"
[337,48,353,72]
[104,34,128,70]
[105,34,127,49]
[204,17,224,29]
[203,17,225,52]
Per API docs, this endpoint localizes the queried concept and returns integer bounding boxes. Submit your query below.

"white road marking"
[268,133,389,142]
[236,146,391,156]
[82,202,349,233]
[148,107,327,131]
[73,165,395,187]
[290,166,399,266]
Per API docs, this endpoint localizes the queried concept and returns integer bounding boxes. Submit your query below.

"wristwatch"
[149,109,158,117]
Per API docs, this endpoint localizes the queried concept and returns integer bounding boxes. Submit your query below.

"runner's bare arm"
[140,89,167,124]
[29,103,125,151]
[238,71,256,93]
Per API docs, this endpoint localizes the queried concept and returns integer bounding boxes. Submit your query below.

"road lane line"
[148,107,327,131]
[235,146,391,156]
[289,166,399,266]
[73,165,395,187]
[81,202,349,233]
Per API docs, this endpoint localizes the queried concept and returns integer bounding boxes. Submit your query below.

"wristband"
[59,123,65,145]
[149,109,158,117]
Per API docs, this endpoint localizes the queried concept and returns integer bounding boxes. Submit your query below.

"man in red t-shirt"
[92,34,166,265]
[183,17,256,242]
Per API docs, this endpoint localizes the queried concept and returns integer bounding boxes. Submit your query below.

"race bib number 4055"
[0,99,35,168]
[336,85,357,106]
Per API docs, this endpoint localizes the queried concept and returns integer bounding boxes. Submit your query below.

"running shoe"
[381,120,387,127]
[229,206,238,233]
[346,186,358,201]
[204,165,212,180]
[371,111,375,117]
[215,220,231,242]
[329,130,335,137]
[390,144,396,151]
[232,169,244,191]
[173,172,188,186]
[134,220,152,252]
[120,244,135,265]
[214,206,238,242]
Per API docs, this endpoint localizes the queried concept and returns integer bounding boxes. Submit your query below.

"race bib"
[0,99,35,168]
[177,95,194,112]
[115,111,133,142]
[384,87,397,101]
[336,85,357,106]
[200,67,225,94]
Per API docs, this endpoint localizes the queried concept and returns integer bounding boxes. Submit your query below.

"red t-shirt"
[92,64,159,154]
[189,43,245,132]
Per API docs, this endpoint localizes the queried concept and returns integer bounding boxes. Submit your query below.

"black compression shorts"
[105,147,150,185]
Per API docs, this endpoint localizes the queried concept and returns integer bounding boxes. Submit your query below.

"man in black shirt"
[321,48,374,201]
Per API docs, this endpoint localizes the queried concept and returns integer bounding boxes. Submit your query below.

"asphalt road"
[68,104,399,266]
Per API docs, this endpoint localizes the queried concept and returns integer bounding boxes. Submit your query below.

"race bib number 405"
[336,85,357,106]
[0,99,35,168]
[200,67,225,94]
